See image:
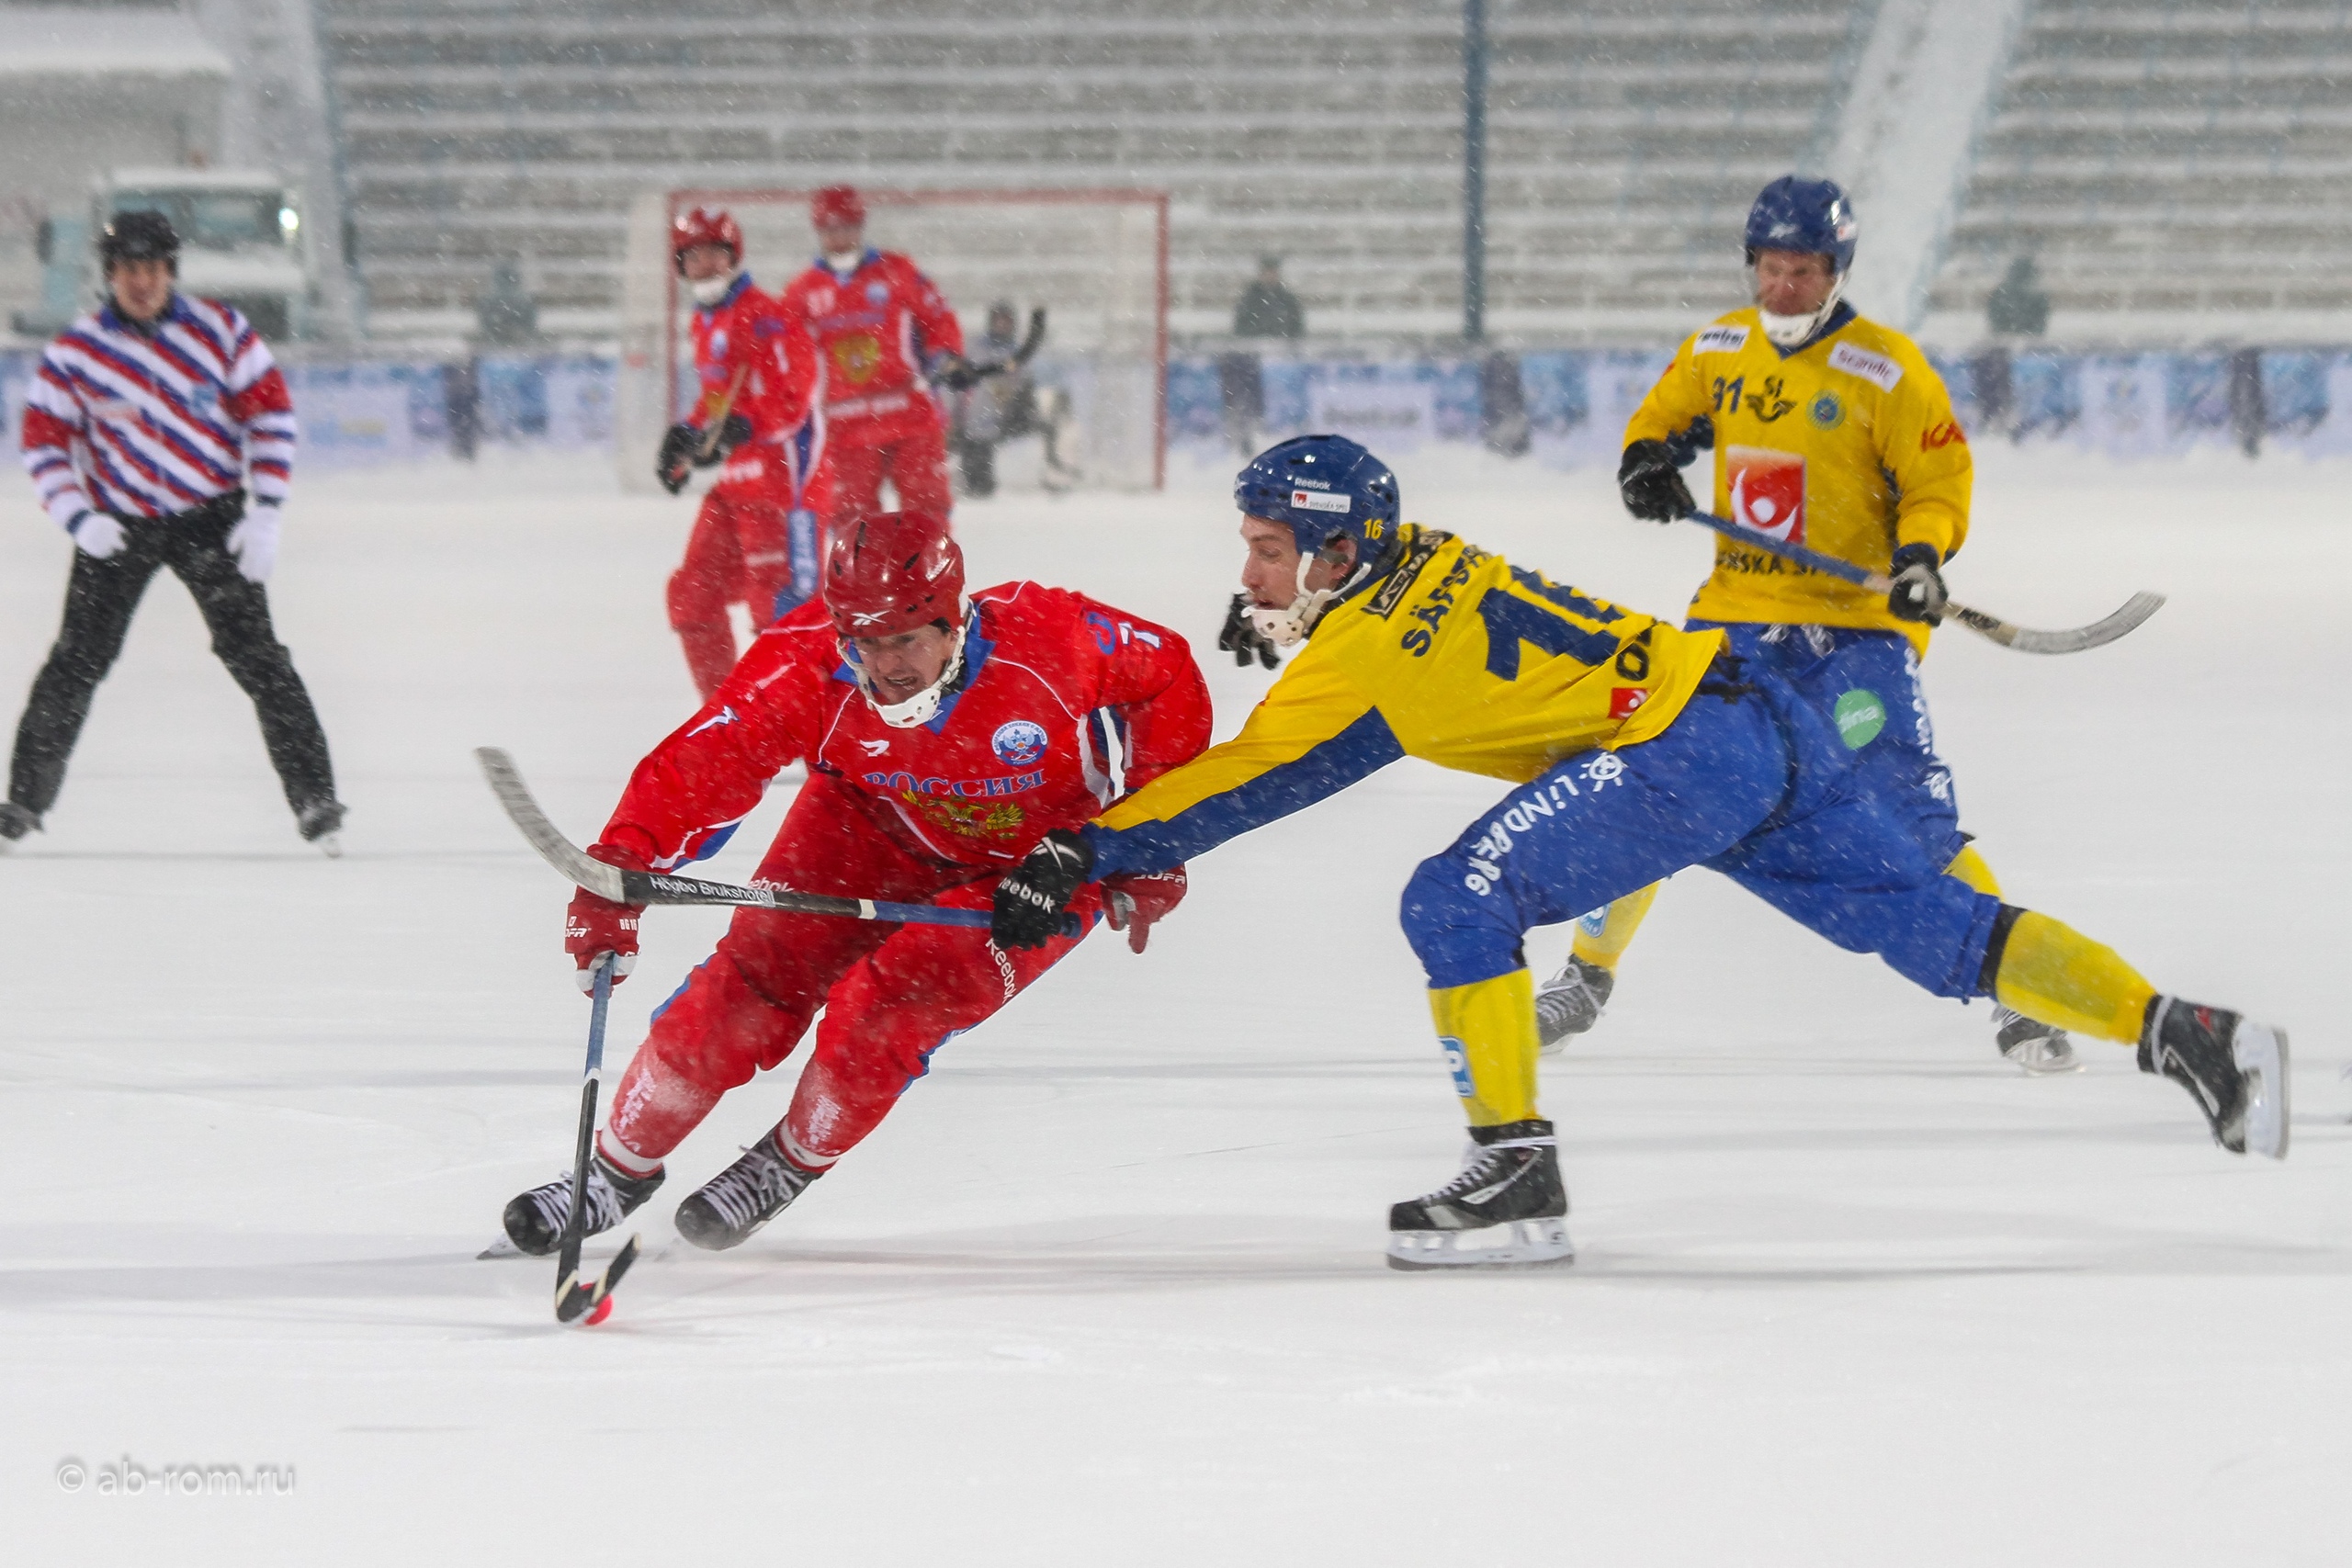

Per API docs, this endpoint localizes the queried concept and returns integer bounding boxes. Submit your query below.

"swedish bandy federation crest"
[992,719,1048,767]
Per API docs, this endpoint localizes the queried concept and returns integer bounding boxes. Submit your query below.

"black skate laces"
[1424,1134,1554,1203]
[525,1163,627,1235]
[695,1143,810,1232]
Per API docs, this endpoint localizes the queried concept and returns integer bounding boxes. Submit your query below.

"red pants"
[804,406,954,536]
[667,481,797,700]
[601,775,1099,1176]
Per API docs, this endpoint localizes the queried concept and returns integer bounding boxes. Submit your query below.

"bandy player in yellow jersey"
[1536,175,2076,1075]
[988,435,2288,1269]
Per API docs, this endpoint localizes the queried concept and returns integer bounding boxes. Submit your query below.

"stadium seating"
[318,0,1869,342]
[1928,0,2352,343]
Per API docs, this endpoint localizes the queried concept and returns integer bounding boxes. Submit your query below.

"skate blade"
[2007,1043,2086,1077]
[2233,1021,2290,1160]
[478,1236,526,1259]
[1386,1217,1575,1272]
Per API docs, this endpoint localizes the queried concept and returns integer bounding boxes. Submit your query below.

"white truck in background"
[26,167,318,340]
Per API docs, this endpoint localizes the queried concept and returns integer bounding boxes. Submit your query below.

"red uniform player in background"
[657,208,822,700]
[775,186,970,539]
[501,511,1211,1256]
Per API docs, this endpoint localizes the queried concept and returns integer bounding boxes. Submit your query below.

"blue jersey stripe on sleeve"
[1086,706,1406,874]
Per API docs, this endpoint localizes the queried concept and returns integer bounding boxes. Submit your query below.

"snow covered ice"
[2,446,2345,1563]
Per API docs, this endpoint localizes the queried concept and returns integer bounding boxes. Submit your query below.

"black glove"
[1886,543,1949,626]
[1217,592,1280,670]
[932,354,986,392]
[656,422,700,494]
[1618,440,1695,523]
[703,412,752,464]
[992,829,1094,950]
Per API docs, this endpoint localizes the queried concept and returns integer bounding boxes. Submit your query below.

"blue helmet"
[1745,176,1858,274]
[1233,434,1402,563]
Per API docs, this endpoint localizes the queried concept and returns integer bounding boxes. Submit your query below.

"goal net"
[616,186,1168,495]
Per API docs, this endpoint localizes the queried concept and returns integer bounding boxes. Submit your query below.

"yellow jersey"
[1086,527,1724,875]
[1624,306,1972,656]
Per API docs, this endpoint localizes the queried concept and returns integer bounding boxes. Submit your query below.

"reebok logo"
[685,705,741,738]
[860,739,889,755]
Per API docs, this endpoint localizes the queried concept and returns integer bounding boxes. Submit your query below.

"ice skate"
[502,1150,665,1257]
[296,797,346,858]
[673,1134,824,1251]
[1387,1119,1574,1270]
[2138,997,2289,1159]
[1534,954,1613,1055]
[1995,1006,2080,1075]
[0,802,40,852]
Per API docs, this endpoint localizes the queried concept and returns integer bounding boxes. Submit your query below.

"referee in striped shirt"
[3,211,344,852]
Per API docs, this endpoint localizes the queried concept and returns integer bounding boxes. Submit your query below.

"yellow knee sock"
[1993,910,2157,1043]
[1569,882,1661,972]
[1429,970,1542,1127]
[1945,843,2002,897]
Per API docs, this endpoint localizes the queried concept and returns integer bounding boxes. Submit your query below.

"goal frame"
[639,185,1170,491]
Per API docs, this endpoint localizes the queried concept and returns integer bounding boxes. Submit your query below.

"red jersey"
[688,274,816,490]
[774,250,964,424]
[599,582,1211,874]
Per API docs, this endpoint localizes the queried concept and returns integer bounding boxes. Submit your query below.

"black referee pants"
[8,495,336,818]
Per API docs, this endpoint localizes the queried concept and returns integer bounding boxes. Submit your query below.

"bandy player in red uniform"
[656,208,822,699]
[775,186,967,537]
[501,511,1210,1255]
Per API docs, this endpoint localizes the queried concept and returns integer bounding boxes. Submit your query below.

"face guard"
[842,610,972,728]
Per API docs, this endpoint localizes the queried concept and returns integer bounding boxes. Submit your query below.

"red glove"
[564,844,647,992]
[1102,867,1186,954]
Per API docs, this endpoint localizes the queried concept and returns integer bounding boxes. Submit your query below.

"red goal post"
[617,186,1170,494]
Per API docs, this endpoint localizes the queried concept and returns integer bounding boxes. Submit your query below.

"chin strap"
[847,610,971,728]
[1756,271,1849,349]
[1245,550,1384,647]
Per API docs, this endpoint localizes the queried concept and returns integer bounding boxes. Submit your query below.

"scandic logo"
[1292,489,1351,514]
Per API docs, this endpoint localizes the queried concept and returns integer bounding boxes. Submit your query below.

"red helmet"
[670,207,742,270]
[827,512,964,638]
[811,185,865,230]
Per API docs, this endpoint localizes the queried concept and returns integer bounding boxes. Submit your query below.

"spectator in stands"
[1233,256,1305,339]
[1986,255,2050,338]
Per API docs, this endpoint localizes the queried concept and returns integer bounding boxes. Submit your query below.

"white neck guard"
[849,611,970,728]
[688,269,740,307]
[1756,272,1849,348]
[825,249,864,276]
[1246,552,1374,647]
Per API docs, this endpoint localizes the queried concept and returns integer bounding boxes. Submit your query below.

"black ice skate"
[1994,1005,2081,1075]
[673,1134,825,1251]
[1388,1119,1573,1270]
[295,797,347,858]
[0,801,40,850]
[1535,954,1613,1055]
[2138,997,2290,1159]
[502,1150,665,1257]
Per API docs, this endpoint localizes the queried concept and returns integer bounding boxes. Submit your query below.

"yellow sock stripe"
[1993,909,2157,1043]
[1944,843,2002,897]
[1428,970,1542,1127]
[1570,881,1662,971]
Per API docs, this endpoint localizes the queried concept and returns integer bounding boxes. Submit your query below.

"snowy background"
[1,444,2344,1563]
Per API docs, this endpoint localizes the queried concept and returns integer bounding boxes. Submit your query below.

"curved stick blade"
[1951,592,2165,655]
[474,748,629,901]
